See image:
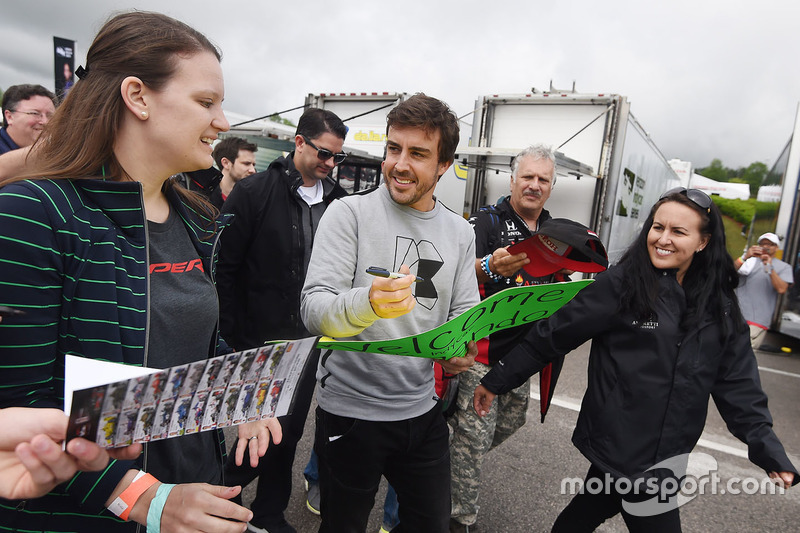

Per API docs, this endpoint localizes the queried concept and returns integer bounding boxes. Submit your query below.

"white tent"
[688,173,751,200]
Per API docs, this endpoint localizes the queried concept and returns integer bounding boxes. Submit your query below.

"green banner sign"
[316,279,592,360]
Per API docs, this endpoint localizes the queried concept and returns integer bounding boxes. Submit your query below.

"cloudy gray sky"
[2,0,799,170]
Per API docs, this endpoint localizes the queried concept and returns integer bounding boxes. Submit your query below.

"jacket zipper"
[138,184,150,533]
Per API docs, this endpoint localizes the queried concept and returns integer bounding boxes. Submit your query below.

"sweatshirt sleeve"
[448,222,481,321]
[301,199,381,337]
[481,269,619,394]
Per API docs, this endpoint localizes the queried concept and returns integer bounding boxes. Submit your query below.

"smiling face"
[381,126,450,212]
[144,51,229,175]
[4,95,55,148]
[647,201,710,284]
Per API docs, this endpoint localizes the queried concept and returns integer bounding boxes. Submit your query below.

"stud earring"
[141,111,148,118]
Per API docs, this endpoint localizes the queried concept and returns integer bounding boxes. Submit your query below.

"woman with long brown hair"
[0,11,276,533]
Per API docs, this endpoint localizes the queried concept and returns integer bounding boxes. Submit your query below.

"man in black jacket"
[217,108,348,533]
[209,137,257,210]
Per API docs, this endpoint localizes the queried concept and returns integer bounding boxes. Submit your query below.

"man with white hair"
[735,232,794,349]
[449,144,564,533]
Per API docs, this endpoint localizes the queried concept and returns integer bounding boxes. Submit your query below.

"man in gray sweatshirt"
[301,93,480,533]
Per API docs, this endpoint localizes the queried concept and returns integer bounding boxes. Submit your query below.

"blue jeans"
[304,449,319,483]
[383,484,400,530]
[304,449,400,530]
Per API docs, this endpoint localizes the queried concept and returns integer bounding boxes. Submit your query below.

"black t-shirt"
[147,208,217,367]
[143,208,222,485]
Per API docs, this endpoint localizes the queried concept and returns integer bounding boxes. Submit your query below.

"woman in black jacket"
[474,188,796,532]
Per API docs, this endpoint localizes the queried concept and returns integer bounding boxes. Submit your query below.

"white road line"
[758,366,800,379]
[530,391,749,459]
[530,392,582,412]
[695,437,748,458]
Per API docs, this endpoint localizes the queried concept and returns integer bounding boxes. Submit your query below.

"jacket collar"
[164,182,232,245]
[498,195,552,233]
[278,151,344,201]
[69,178,146,241]
[70,177,230,249]
[656,268,731,331]
[275,152,305,193]
[0,127,20,152]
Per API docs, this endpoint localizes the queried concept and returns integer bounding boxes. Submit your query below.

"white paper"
[64,354,158,415]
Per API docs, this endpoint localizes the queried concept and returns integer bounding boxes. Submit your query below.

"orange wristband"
[108,470,158,521]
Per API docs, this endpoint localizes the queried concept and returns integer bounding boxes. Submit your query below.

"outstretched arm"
[712,328,798,485]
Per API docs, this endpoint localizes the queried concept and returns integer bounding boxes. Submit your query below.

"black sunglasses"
[660,186,712,213]
[302,135,347,165]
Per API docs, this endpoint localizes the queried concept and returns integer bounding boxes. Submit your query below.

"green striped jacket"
[0,177,229,531]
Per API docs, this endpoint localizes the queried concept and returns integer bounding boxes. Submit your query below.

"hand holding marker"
[366,266,425,283]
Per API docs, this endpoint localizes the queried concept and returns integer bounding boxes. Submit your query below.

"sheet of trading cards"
[66,337,319,448]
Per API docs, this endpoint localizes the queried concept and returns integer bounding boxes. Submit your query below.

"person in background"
[0,11,279,532]
[449,143,563,533]
[218,108,348,533]
[475,187,796,532]
[210,136,257,210]
[734,232,794,349]
[301,93,479,533]
[62,62,75,97]
[0,84,56,154]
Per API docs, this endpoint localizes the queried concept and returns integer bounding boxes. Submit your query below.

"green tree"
[697,158,729,182]
[269,114,296,127]
[740,161,768,197]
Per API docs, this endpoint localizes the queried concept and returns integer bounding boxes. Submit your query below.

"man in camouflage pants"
[449,144,564,533]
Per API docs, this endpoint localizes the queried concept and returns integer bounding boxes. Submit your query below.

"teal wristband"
[146,483,175,533]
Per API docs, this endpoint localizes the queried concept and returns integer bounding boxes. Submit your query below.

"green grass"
[723,216,747,260]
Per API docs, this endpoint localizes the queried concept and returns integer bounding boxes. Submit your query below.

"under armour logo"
[395,237,443,310]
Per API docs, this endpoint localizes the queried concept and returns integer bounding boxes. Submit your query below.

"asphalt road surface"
[229,334,800,532]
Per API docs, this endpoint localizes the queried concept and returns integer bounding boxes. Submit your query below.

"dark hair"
[618,193,743,336]
[386,93,459,165]
[2,11,221,218]
[212,137,257,169]
[296,108,347,141]
[1,84,57,128]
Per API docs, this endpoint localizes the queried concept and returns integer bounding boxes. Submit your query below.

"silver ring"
[248,436,258,441]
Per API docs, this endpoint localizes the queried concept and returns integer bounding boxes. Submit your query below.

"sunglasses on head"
[302,135,347,165]
[660,186,712,213]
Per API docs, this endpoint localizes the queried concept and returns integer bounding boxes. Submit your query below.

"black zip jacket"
[469,197,554,364]
[217,153,348,350]
[482,265,798,482]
